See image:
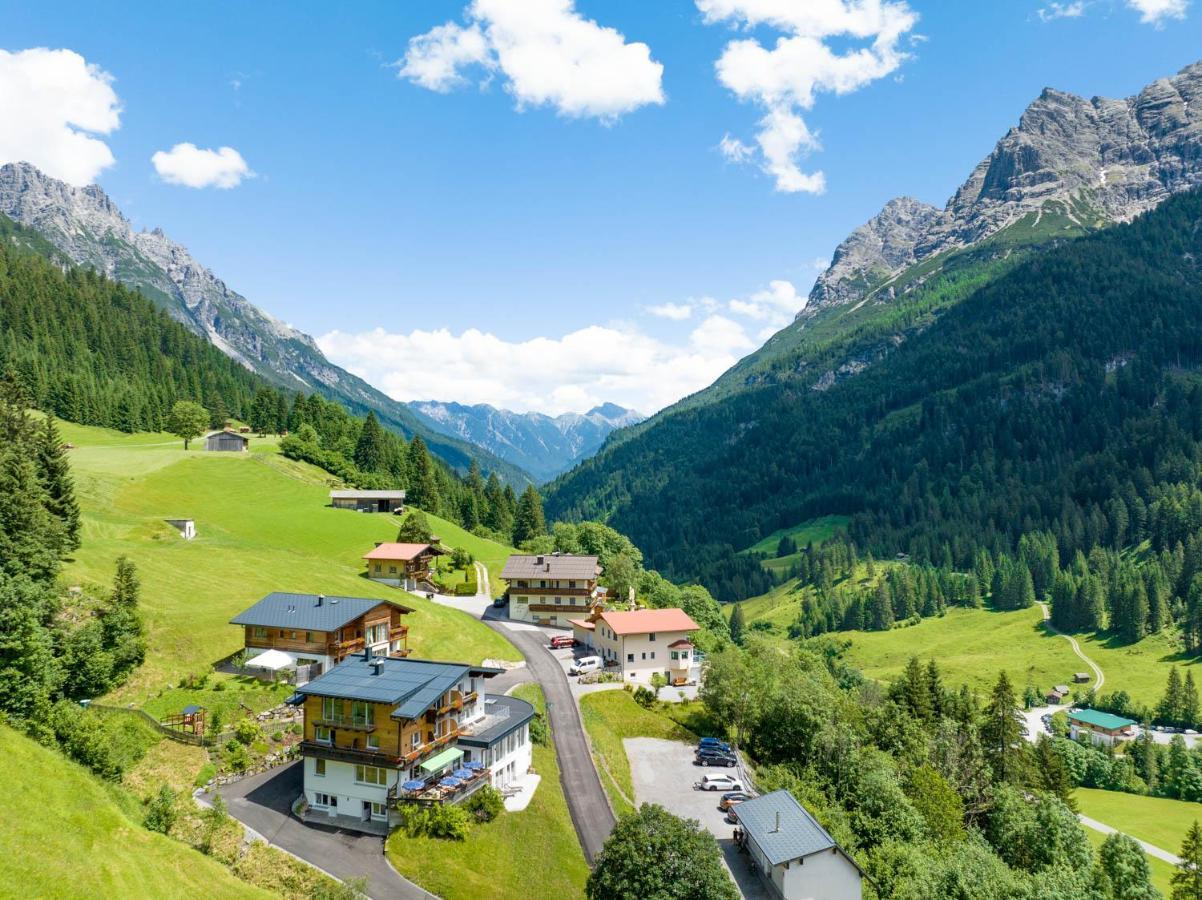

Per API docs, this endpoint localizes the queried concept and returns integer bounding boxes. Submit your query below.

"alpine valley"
[546,59,1202,600]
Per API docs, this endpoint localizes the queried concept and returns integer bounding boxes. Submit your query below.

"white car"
[569,656,602,676]
[697,774,743,792]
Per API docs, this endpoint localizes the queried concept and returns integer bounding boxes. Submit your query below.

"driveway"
[626,737,770,900]
[207,762,432,900]
[485,619,617,863]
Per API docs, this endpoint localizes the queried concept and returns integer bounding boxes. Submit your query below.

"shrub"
[212,680,226,692]
[399,803,471,840]
[530,711,549,746]
[234,718,259,746]
[271,731,283,743]
[194,762,217,787]
[144,784,177,834]
[289,722,302,735]
[464,785,505,822]
[633,686,657,709]
[227,744,253,773]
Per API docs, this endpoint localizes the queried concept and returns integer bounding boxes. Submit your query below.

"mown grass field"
[0,723,268,899]
[57,420,520,704]
[421,509,514,596]
[739,515,850,569]
[386,684,589,899]
[840,605,1086,696]
[1076,787,1202,857]
[1075,628,1200,709]
[1082,824,1176,896]
[579,689,697,817]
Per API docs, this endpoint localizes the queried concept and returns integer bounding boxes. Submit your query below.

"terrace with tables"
[390,757,492,806]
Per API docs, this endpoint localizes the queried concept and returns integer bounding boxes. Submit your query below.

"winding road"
[1036,601,1104,692]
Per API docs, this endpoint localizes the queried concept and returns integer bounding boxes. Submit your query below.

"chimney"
[316,594,324,607]
[536,555,544,565]
[364,645,373,662]
[370,658,384,676]
[773,811,781,833]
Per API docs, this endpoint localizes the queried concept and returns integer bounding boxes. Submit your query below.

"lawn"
[1082,824,1176,896]
[1076,628,1199,709]
[57,420,520,704]
[140,674,295,726]
[1076,788,1202,857]
[841,605,1086,696]
[386,684,589,899]
[0,724,268,899]
[579,689,696,817]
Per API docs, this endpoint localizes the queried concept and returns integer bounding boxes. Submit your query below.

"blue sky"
[3,0,1201,413]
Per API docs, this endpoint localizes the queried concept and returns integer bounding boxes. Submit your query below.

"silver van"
[569,655,602,676]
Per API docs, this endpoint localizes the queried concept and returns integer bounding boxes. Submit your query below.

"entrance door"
[361,800,371,822]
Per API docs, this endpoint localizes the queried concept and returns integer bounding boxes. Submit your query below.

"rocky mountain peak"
[809,59,1202,311]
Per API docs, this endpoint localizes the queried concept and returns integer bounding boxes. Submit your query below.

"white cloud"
[319,314,755,416]
[646,301,694,320]
[151,143,253,189]
[700,0,918,193]
[727,279,804,327]
[1037,1,1087,21]
[1126,0,1188,23]
[396,0,664,120]
[0,48,120,185]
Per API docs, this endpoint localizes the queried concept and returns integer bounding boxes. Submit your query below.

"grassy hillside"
[422,509,515,596]
[0,724,268,899]
[1076,788,1201,857]
[1082,826,1176,897]
[58,419,520,703]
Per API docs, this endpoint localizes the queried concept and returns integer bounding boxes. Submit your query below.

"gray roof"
[229,592,412,631]
[501,554,600,580]
[456,694,536,748]
[294,653,501,720]
[329,489,407,499]
[736,790,848,868]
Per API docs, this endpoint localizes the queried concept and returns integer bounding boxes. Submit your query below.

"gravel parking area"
[626,737,770,899]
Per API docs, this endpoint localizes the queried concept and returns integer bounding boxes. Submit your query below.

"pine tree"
[406,436,441,511]
[728,603,746,645]
[512,485,546,546]
[1161,668,1185,727]
[352,412,388,473]
[1184,671,1200,730]
[980,671,1025,784]
[36,416,80,551]
[1172,820,1202,900]
[869,581,895,631]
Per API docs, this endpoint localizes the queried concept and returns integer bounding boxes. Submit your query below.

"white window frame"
[315,726,333,745]
[314,758,326,777]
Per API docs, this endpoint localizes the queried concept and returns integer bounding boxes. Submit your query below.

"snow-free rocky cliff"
[809,60,1202,311]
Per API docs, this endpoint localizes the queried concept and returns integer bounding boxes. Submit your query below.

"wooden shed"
[205,430,249,452]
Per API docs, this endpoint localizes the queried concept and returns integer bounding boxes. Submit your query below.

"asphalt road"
[487,619,617,863]
[209,762,433,900]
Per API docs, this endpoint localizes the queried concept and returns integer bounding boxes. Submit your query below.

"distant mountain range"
[409,400,642,483]
[0,161,529,485]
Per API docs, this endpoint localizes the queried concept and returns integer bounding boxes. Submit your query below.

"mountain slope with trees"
[549,189,1202,601]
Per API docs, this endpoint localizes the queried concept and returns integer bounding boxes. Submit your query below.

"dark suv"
[695,748,738,767]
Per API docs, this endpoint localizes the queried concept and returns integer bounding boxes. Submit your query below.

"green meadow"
[57,420,520,706]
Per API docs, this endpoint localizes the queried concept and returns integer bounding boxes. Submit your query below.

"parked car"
[569,655,602,675]
[720,791,755,810]
[696,749,738,768]
[697,774,744,792]
[550,635,576,649]
[698,737,731,753]
[724,808,740,825]
[492,596,507,608]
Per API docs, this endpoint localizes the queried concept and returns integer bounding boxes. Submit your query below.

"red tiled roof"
[599,608,699,636]
[568,618,595,630]
[667,639,694,649]
[363,542,436,561]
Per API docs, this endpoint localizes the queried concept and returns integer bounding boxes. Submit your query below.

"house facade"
[1067,708,1137,746]
[735,790,863,900]
[290,652,531,833]
[501,554,601,626]
[330,489,407,513]
[205,430,249,452]
[570,607,700,684]
[363,542,445,590]
[230,592,413,674]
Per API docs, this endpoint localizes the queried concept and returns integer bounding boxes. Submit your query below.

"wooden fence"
[87,702,235,747]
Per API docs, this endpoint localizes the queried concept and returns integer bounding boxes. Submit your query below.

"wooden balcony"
[327,636,365,658]
[401,727,460,765]
[312,714,376,732]
[301,740,402,767]
[525,602,589,613]
[510,585,594,597]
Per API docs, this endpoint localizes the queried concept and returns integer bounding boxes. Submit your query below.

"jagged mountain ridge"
[809,60,1202,310]
[409,400,642,483]
[0,161,529,483]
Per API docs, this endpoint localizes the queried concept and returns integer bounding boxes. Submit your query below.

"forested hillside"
[548,191,1202,600]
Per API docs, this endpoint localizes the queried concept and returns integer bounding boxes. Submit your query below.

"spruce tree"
[1184,671,1200,730]
[728,603,746,645]
[1161,668,1185,727]
[1173,820,1202,900]
[980,671,1025,784]
[36,416,80,551]
[512,485,546,546]
[352,412,387,473]
[406,436,440,511]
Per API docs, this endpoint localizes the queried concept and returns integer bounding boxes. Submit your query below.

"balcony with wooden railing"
[300,740,402,767]
[400,726,460,765]
[312,712,376,732]
[326,636,365,659]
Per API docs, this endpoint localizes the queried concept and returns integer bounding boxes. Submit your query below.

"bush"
[633,686,657,709]
[464,785,505,822]
[271,730,283,743]
[227,744,253,773]
[194,762,217,787]
[289,722,302,735]
[530,711,549,746]
[234,718,259,746]
[398,802,472,840]
[144,784,177,834]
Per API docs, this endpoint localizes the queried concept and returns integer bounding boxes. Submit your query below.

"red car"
[549,635,576,649]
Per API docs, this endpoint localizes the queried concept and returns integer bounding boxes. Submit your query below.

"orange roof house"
[363,542,446,588]
[569,607,701,685]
